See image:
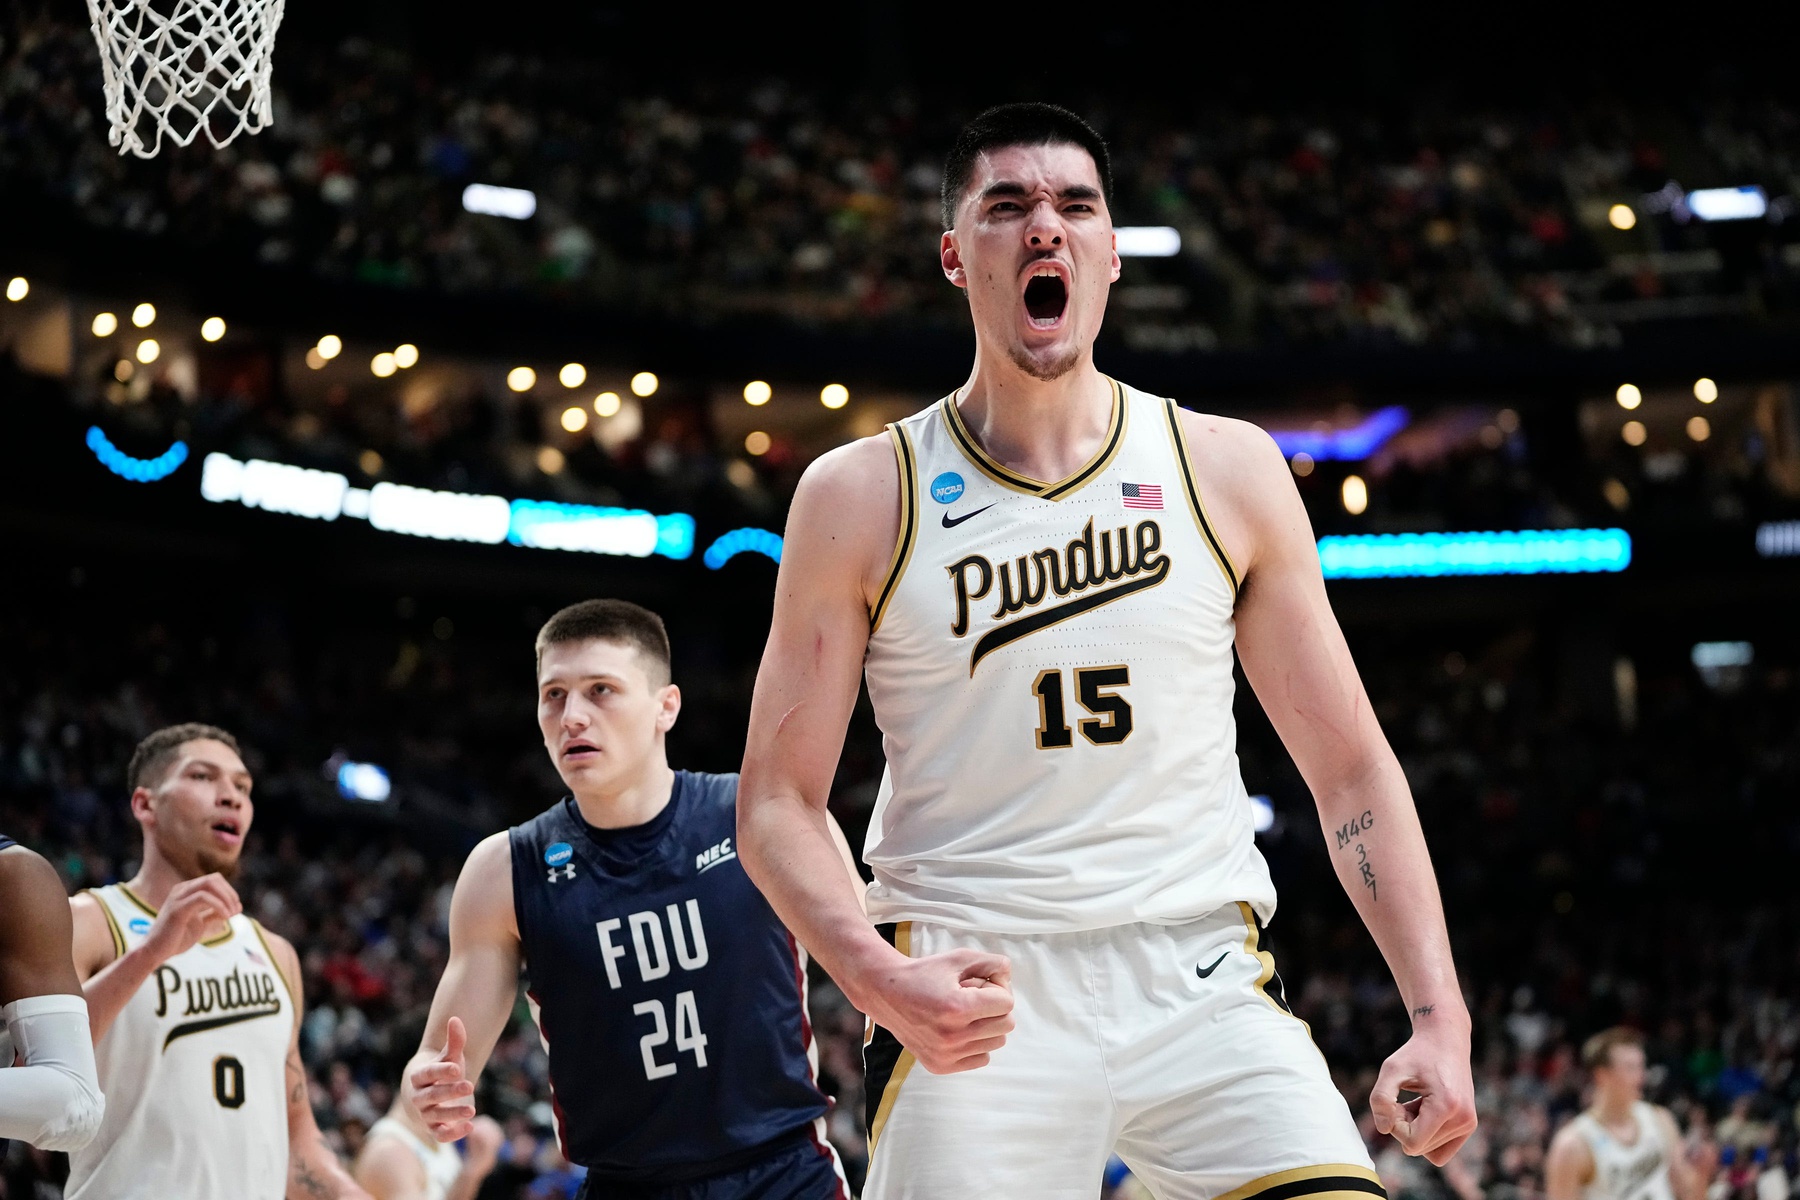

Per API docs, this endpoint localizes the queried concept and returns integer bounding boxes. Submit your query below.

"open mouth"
[1022,267,1069,328]
[210,819,242,844]
[562,739,600,761]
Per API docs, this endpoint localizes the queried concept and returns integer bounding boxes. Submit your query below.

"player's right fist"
[865,948,1014,1075]
[143,873,241,964]
[408,1016,477,1143]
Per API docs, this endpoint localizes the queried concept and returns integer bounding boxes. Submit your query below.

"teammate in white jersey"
[67,723,370,1200]
[1547,1028,1703,1200]
[354,1099,501,1200]
[739,103,1477,1197]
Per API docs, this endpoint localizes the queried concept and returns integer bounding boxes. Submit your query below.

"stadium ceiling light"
[132,302,156,327]
[820,383,849,409]
[1290,452,1315,477]
[631,371,659,397]
[461,183,538,220]
[1686,186,1767,222]
[114,359,134,382]
[743,380,772,406]
[1114,227,1181,257]
[1622,420,1647,446]
[745,431,772,456]
[1687,415,1711,442]
[1341,474,1368,515]
[200,317,226,342]
[371,352,398,377]
[559,363,587,388]
[1615,383,1642,410]
[508,366,537,392]
[5,276,28,301]
[92,312,118,337]
[393,343,419,369]
[135,338,160,364]
[1607,204,1637,230]
[594,391,622,417]
[536,446,566,475]
[306,348,327,370]
[561,406,589,433]
[316,334,342,360]
[1694,377,1718,403]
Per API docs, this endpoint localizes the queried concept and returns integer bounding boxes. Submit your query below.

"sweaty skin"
[736,139,1477,1163]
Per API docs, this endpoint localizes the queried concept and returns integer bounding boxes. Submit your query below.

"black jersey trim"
[1163,398,1240,596]
[870,424,920,635]
[940,378,1127,500]
[1215,1165,1387,1200]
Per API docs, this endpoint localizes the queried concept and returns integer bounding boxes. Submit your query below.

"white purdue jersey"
[66,884,294,1200]
[862,379,1276,933]
[1573,1103,1678,1200]
[366,1116,463,1200]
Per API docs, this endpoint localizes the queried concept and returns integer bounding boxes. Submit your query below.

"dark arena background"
[3,2,1799,1196]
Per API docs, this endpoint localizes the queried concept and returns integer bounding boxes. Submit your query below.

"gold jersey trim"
[1163,398,1240,596]
[86,888,127,959]
[1212,1162,1386,1200]
[940,378,1127,500]
[866,921,917,1151]
[249,919,296,1012]
[869,423,921,635]
[118,882,236,946]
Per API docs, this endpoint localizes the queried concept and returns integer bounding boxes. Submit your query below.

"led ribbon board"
[703,527,783,569]
[88,426,189,481]
[199,452,692,559]
[1267,407,1409,462]
[1318,529,1631,579]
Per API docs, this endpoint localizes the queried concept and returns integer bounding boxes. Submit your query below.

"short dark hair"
[535,599,672,685]
[128,723,243,792]
[941,102,1112,230]
[1581,1026,1644,1071]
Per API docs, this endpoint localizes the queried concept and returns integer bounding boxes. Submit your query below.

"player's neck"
[571,758,677,830]
[956,350,1113,483]
[126,848,196,911]
[1591,1091,1638,1126]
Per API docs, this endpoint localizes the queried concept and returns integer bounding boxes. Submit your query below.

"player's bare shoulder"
[1170,406,1296,578]
[783,431,903,608]
[449,831,519,942]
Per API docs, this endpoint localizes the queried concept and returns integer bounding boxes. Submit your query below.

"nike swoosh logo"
[1196,952,1228,979]
[161,1003,285,1050]
[941,504,994,529]
[967,556,1171,673]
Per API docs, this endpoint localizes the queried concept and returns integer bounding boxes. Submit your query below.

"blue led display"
[87,426,188,482]
[1317,529,1631,579]
[703,527,784,569]
[507,498,695,560]
[1268,407,1410,462]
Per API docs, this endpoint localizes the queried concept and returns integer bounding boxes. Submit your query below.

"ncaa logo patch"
[544,842,573,867]
[128,917,151,935]
[930,472,966,504]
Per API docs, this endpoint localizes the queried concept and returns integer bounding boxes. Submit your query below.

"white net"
[85,0,286,158]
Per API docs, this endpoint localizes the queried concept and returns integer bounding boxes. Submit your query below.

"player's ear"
[130,786,156,826]
[655,684,681,733]
[941,230,967,289]
[1108,231,1122,284]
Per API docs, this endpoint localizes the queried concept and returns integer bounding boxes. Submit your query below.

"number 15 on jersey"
[1032,665,1133,749]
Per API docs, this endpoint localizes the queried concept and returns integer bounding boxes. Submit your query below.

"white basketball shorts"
[860,903,1381,1200]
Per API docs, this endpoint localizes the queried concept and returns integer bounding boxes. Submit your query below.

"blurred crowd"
[3,11,1800,349]
[0,552,1797,1197]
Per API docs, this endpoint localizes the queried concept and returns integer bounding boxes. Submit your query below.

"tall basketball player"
[1546,1028,1703,1200]
[738,103,1479,1197]
[404,600,854,1198]
[66,723,370,1199]
[354,1097,502,1200]
[0,835,103,1151]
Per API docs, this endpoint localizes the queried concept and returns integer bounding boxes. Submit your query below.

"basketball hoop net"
[85,0,286,158]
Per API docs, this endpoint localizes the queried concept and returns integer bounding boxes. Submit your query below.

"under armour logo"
[547,864,576,883]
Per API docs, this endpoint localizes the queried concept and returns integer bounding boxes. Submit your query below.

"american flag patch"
[1121,482,1163,510]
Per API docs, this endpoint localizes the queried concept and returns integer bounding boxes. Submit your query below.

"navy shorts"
[576,1130,848,1200]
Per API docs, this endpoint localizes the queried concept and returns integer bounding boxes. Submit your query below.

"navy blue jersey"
[509,772,830,1185]
[0,834,14,852]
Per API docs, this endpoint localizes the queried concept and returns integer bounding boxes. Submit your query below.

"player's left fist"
[1370,1009,1477,1166]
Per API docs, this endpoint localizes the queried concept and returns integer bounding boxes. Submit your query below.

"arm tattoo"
[286,1049,307,1108]
[291,1154,333,1199]
[1333,810,1378,901]
[1413,1005,1436,1018]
